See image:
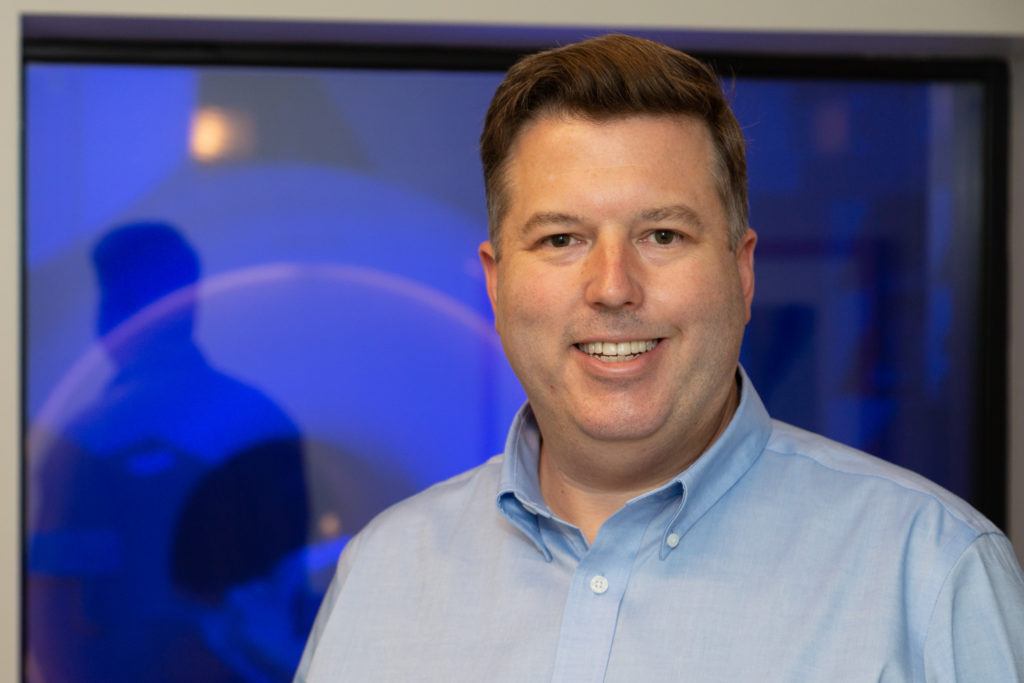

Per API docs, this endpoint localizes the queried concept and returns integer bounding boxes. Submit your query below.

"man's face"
[480,113,756,452]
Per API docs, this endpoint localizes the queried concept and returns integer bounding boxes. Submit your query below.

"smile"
[575,339,660,363]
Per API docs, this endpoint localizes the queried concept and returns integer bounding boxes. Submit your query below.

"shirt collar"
[496,404,554,560]
[496,367,773,561]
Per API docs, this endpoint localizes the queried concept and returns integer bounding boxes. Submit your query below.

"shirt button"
[589,575,609,594]
[666,533,680,548]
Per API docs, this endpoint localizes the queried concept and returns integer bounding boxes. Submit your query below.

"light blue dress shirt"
[297,375,1024,681]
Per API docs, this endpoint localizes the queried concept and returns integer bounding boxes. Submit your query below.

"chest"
[312,528,920,683]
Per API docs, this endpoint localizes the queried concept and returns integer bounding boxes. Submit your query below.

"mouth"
[574,339,660,363]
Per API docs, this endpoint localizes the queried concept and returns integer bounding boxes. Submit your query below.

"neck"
[538,378,740,544]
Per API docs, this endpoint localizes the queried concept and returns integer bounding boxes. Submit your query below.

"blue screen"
[24,61,987,681]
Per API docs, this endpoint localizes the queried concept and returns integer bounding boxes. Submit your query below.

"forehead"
[514,110,712,156]
[500,113,723,227]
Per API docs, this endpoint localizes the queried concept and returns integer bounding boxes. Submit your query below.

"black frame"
[19,37,1009,680]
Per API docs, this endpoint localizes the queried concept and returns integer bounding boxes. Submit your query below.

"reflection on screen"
[24,61,986,681]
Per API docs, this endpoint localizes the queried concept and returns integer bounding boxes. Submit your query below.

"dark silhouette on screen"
[29,222,310,682]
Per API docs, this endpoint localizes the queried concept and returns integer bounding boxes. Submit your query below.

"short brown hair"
[480,34,748,253]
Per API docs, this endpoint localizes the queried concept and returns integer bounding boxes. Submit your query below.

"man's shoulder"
[349,454,505,550]
[762,420,1000,539]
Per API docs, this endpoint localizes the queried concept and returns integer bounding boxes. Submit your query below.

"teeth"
[577,339,658,361]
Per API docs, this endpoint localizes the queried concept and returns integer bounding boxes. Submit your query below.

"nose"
[583,236,643,310]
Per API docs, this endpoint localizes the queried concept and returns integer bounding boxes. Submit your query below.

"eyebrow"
[638,204,705,231]
[520,211,583,235]
[519,204,706,236]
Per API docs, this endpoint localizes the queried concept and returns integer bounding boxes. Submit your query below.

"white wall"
[5,2,1024,680]
[11,0,1024,35]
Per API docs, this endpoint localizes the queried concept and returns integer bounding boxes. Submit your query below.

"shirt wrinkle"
[921,531,995,652]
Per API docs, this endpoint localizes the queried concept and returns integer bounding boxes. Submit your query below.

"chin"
[574,411,668,444]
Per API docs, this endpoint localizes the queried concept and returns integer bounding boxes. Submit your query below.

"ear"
[735,228,757,323]
[479,240,500,323]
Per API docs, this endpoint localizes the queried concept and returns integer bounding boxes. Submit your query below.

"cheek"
[657,263,746,326]
[494,272,552,338]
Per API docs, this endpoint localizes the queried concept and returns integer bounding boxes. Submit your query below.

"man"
[297,35,1024,681]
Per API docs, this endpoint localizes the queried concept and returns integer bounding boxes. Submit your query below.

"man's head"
[480,34,748,256]
[478,35,756,486]
[93,221,200,365]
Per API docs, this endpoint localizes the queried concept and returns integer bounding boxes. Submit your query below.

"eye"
[650,229,682,245]
[544,234,575,248]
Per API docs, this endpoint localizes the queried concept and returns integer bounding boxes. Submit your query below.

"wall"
[5,2,1024,680]
[10,0,1024,35]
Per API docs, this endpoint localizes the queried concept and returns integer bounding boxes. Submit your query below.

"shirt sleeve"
[293,533,364,682]
[923,532,1024,681]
